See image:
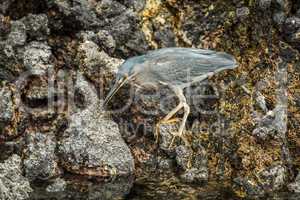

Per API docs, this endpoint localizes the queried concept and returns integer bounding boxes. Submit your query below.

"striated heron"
[103,48,237,145]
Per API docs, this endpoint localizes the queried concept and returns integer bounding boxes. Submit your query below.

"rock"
[158,122,180,152]
[252,103,288,140]
[274,0,291,13]
[297,9,300,18]
[175,145,193,170]
[96,30,116,54]
[288,30,300,43]
[157,157,175,170]
[78,30,117,54]
[0,155,33,200]
[259,164,287,190]
[46,178,66,193]
[0,84,21,142]
[21,14,49,41]
[0,0,13,14]
[0,14,11,38]
[48,0,101,31]
[0,85,14,124]
[153,27,176,47]
[254,91,268,112]
[288,173,300,193]
[122,0,145,12]
[284,17,300,32]
[22,76,49,106]
[34,176,133,200]
[76,40,123,94]
[95,0,127,19]
[94,0,149,56]
[23,131,61,181]
[236,7,250,19]
[258,0,272,10]
[234,164,287,197]
[234,177,265,197]
[273,11,286,25]
[23,41,53,73]
[6,20,27,47]
[180,167,208,183]
[58,73,135,180]
[176,144,208,183]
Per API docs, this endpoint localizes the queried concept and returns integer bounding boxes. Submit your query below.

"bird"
[103,47,237,146]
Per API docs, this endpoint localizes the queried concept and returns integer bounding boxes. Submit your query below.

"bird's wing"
[145,48,237,87]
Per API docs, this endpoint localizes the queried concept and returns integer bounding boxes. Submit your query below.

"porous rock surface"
[0,0,299,199]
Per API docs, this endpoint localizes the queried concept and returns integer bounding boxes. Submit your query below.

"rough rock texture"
[0,155,33,200]
[23,131,60,181]
[58,73,135,178]
[0,0,300,199]
[289,173,300,193]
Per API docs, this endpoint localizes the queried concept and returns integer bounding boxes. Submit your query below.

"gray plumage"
[103,47,238,146]
[116,47,237,89]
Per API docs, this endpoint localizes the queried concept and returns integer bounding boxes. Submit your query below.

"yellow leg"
[154,118,180,143]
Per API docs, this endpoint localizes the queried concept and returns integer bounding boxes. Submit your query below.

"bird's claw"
[155,118,180,144]
[168,131,190,149]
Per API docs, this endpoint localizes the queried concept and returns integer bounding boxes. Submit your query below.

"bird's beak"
[102,75,129,108]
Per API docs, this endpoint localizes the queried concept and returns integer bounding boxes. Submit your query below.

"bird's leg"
[177,101,190,145]
[168,87,190,148]
[154,96,183,143]
[154,118,180,143]
[163,86,190,148]
[162,103,183,122]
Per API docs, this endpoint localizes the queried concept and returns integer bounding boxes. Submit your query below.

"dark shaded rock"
[21,76,49,106]
[58,73,135,179]
[236,7,250,19]
[234,164,287,197]
[274,0,291,13]
[46,178,66,193]
[175,145,193,170]
[95,0,127,19]
[0,19,28,79]
[0,155,33,200]
[47,0,101,32]
[96,30,116,54]
[288,173,300,193]
[0,0,14,14]
[259,164,287,191]
[117,30,151,56]
[158,122,180,152]
[285,17,300,32]
[273,11,286,25]
[258,0,272,10]
[0,85,14,124]
[6,20,26,46]
[176,144,208,183]
[94,0,150,56]
[33,176,134,200]
[23,41,53,73]
[297,9,300,17]
[122,0,146,12]
[0,14,11,38]
[154,27,176,47]
[0,84,21,142]
[21,14,49,41]
[23,131,61,181]
[180,167,208,183]
[76,39,123,96]
[157,157,175,170]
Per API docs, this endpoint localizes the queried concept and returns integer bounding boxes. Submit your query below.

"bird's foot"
[168,131,190,149]
[155,118,180,144]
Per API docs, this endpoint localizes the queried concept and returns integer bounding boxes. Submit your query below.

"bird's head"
[102,58,143,108]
